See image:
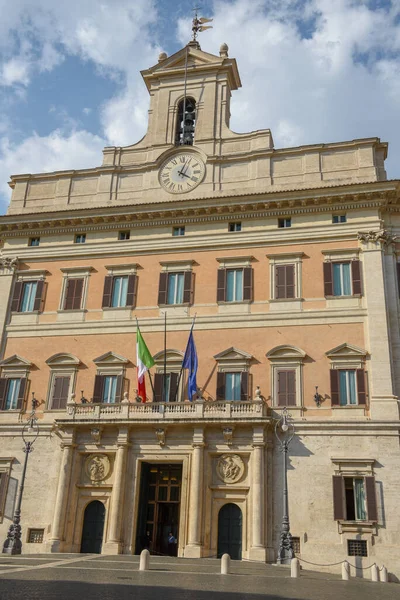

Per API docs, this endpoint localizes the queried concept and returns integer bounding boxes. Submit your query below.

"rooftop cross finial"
[191,6,213,42]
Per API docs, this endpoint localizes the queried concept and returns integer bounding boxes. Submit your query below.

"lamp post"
[275,406,295,564]
[3,394,39,555]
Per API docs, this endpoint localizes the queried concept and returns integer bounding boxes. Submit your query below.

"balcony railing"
[62,400,268,422]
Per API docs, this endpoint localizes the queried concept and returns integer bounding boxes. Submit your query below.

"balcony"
[57,399,269,424]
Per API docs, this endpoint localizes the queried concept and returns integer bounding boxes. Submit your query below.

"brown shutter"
[277,371,286,407]
[332,476,346,520]
[323,262,333,297]
[154,373,163,403]
[330,370,340,406]
[286,265,295,299]
[0,379,7,411]
[0,472,8,516]
[114,375,124,403]
[287,370,296,406]
[351,260,362,295]
[51,376,70,410]
[216,372,225,401]
[240,371,249,401]
[397,263,400,298]
[276,265,295,299]
[183,271,194,304]
[217,269,226,302]
[243,267,253,301]
[158,273,168,306]
[16,378,27,410]
[102,276,113,308]
[64,279,75,310]
[356,369,366,405]
[92,375,104,403]
[365,476,378,521]
[11,281,23,312]
[126,274,137,307]
[169,372,179,402]
[72,278,84,310]
[33,280,44,311]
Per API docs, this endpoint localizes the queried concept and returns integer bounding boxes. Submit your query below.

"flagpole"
[173,314,197,402]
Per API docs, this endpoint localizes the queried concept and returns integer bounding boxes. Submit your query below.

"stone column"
[0,256,18,359]
[359,232,399,419]
[48,439,75,552]
[103,428,129,554]
[249,426,266,561]
[185,428,205,558]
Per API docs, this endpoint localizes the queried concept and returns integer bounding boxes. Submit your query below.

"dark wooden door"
[80,500,105,554]
[218,503,242,560]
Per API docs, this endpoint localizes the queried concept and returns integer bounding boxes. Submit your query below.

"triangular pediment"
[214,347,253,361]
[266,345,306,360]
[147,46,222,74]
[326,343,367,358]
[0,355,32,368]
[93,351,129,365]
[46,353,80,367]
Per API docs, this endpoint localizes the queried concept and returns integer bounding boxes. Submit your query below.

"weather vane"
[191,6,213,42]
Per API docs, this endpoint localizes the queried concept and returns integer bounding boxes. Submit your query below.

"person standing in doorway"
[167,532,177,556]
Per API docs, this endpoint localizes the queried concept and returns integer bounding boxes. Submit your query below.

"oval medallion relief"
[216,454,245,484]
[85,454,111,483]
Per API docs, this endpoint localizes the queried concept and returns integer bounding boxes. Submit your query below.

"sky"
[0,0,399,213]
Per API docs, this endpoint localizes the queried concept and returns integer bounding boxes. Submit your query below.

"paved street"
[0,555,398,600]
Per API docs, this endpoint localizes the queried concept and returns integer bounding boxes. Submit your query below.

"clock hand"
[177,170,191,179]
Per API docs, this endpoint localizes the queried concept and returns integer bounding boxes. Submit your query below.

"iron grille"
[28,529,44,543]
[292,537,301,554]
[347,539,367,557]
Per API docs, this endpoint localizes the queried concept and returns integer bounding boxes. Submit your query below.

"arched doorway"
[80,500,106,554]
[217,503,242,560]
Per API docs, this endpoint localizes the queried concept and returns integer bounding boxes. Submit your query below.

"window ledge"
[269,298,303,303]
[158,303,190,308]
[217,301,252,305]
[102,306,133,311]
[57,309,87,323]
[325,295,362,299]
[331,406,366,417]
[11,310,39,315]
[57,309,87,313]
[338,520,377,534]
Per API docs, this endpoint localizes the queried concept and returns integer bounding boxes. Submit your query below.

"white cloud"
[1,57,31,86]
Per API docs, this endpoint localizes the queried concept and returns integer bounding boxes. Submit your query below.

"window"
[292,537,301,554]
[172,226,185,237]
[102,274,137,309]
[74,233,86,244]
[0,469,11,521]
[50,376,71,410]
[333,475,377,522]
[229,222,241,232]
[266,345,306,408]
[278,218,291,228]
[347,540,367,557]
[63,278,84,310]
[323,260,362,297]
[0,377,26,410]
[92,374,124,404]
[275,265,295,299]
[11,280,44,313]
[330,369,366,406]
[28,529,44,543]
[21,282,38,312]
[118,231,130,240]
[175,97,196,146]
[216,371,248,401]
[29,237,40,247]
[154,372,179,402]
[277,370,296,406]
[333,215,346,224]
[158,271,193,306]
[217,267,253,303]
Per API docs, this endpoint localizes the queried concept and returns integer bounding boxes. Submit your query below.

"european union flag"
[183,330,198,401]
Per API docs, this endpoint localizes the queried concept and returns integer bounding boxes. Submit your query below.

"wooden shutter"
[33,280,44,311]
[102,276,113,308]
[158,273,168,306]
[240,371,249,401]
[332,476,346,520]
[126,274,137,307]
[365,476,378,521]
[243,267,253,301]
[0,473,8,517]
[16,378,27,410]
[330,370,340,406]
[356,369,366,405]
[51,376,70,410]
[397,263,400,298]
[114,375,124,403]
[0,379,7,411]
[216,372,225,401]
[11,281,23,312]
[287,370,296,406]
[351,260,362,295]
[92,375,104,403]
[169,373,179,402]
[217,269,226,302]
[64,278,84,310]
[276,265,295,299]
[72,278,84,310]
[183,271,194,304]
[277,371,286,406]
[323,262,333,297]
[154,373,163,403]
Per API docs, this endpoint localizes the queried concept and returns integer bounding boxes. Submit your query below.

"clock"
[159,153,205,194]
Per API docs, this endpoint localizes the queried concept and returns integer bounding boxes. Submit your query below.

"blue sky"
[0,0,399,213]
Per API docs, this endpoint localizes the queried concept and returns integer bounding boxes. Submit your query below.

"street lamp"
[275,406,295,564]
[3,393,39,555]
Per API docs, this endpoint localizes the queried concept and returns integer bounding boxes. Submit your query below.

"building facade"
[0,41,399,576]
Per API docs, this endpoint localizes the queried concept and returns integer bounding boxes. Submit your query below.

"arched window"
[175,97,196,146]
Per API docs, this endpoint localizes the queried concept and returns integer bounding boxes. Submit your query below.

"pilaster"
[185,427,205,558]
[0,256,18,359]
[249,426,266,561]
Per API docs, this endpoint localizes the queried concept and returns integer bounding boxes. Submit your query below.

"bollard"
[380,566,388,583]
[291,557,300,578]
[139,549,150,571]
[341,560,350,581]
[371,563,379,582]
[221,553,230,575]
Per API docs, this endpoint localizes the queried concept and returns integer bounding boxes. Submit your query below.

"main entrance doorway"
[135,463,182,556]
[80,500,105,554]
[217,503,242,560]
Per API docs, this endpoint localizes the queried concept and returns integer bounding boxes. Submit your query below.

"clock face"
[159,153,205,194]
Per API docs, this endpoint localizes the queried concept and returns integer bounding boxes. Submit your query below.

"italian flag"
[136,326,155,403]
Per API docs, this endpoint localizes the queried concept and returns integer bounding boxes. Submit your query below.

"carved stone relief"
[216,454,245,484]
[85,454,111,483]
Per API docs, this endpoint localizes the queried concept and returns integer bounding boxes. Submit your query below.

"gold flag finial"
[191,6,213,42]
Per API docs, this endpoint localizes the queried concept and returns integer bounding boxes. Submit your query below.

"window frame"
[118,230,131,241]
[153,350,184,402]
[0,459,13,523]
[228,222,242,232]
[102,264,139,311]
[28,237,40,247]
[45,353,80,410]
[216,256,254,306]
[0,355,31,412]
[331,458,378,527]
[172,226,185,237]
[74,233,86,244]
[268,252,304,303]
[11,270,47,314]
[266,345,306,409]
[59,266,93,313]
[92,351,129,404]
[158,260,195,309]
[332,214,347,224]
[278,217,291,228]
[214,347,253,402]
